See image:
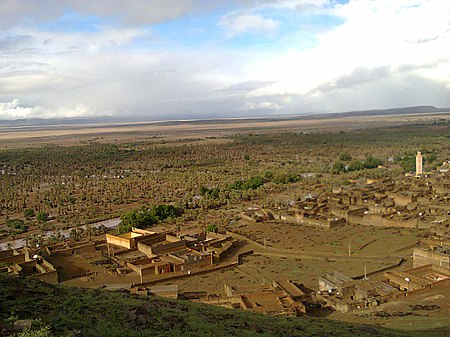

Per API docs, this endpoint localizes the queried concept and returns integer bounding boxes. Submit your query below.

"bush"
[6,218,29,233]
[206,223,218,233]
[24,209,35,220]
[36,212,48,223]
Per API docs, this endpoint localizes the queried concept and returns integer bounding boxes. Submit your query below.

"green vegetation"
[396,154,416,172]
[36,212,48,223]
[229,176,264,190]
[332,155,383,174]
[119,205,182,233]
[198,185,221,199]
[0,273,420,337]
[23,209,35,220]
[5,218,29,233]
[0,124,449,235]
[205,223,218,233]
[339,152,352,162]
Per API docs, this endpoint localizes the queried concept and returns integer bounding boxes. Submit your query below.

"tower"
[416,151,423,175]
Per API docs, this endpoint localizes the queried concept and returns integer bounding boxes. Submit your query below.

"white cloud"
[0,99,96,119]
[0,99,43,118]
[243,100,284,111]
[244,0,450,104]
[219,12,279,37]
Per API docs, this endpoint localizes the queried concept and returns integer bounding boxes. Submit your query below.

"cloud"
[0,99,98,119]
[242,100,284,111]
[0,0,205,28]
[0,99,43,118]
[0,0,449,120]
[244,1,450,99]
[219,11,279,37]
[0,35,36,52]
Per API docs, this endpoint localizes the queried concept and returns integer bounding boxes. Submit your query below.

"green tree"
[118,205,181,234]
[363,155,383,169]
[36,212,48,223]
[24,209,35,220]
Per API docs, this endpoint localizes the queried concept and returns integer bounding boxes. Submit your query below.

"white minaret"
[416,151,423,175]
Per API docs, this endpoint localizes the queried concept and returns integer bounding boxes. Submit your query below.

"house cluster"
[242,168,450,232]
[181,280,307,317]
[0,247,58,284]
[0,238,105,284]
[222,280,307,316]
[106,228,238,282]
[317,245,450,313]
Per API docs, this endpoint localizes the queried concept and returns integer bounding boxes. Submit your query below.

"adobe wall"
[151,241,186,255]
[139,233,167,246]
[137,242,153,257]
[400,278,450,298]
[31,270,58,284]
[0,253,27,264]
[136,261,238,287]
[392,194,416,207]
[127,262,157,277]
[0,249,16,259]
[384,271,425,291]
[184,255,212,270]
[127,262,141,274]
[318,276,336,291]
[48,242,96,256]
[413,248,450,268]
[279,213,334,229]
[106,234,132,249]
[350,213,417,228]
[381,217,417,228]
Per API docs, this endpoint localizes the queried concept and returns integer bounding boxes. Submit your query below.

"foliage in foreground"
[0,273,426,337]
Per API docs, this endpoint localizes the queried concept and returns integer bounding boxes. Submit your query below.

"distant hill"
[0,273,416,337]
[320,106,450,119]
[0,106,448,127]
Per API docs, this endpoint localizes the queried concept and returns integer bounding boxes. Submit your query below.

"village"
[1,152,449,323]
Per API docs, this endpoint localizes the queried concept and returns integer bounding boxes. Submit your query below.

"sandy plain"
[1,111,449,148]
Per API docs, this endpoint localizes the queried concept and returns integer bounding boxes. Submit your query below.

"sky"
[0,0,449,120]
